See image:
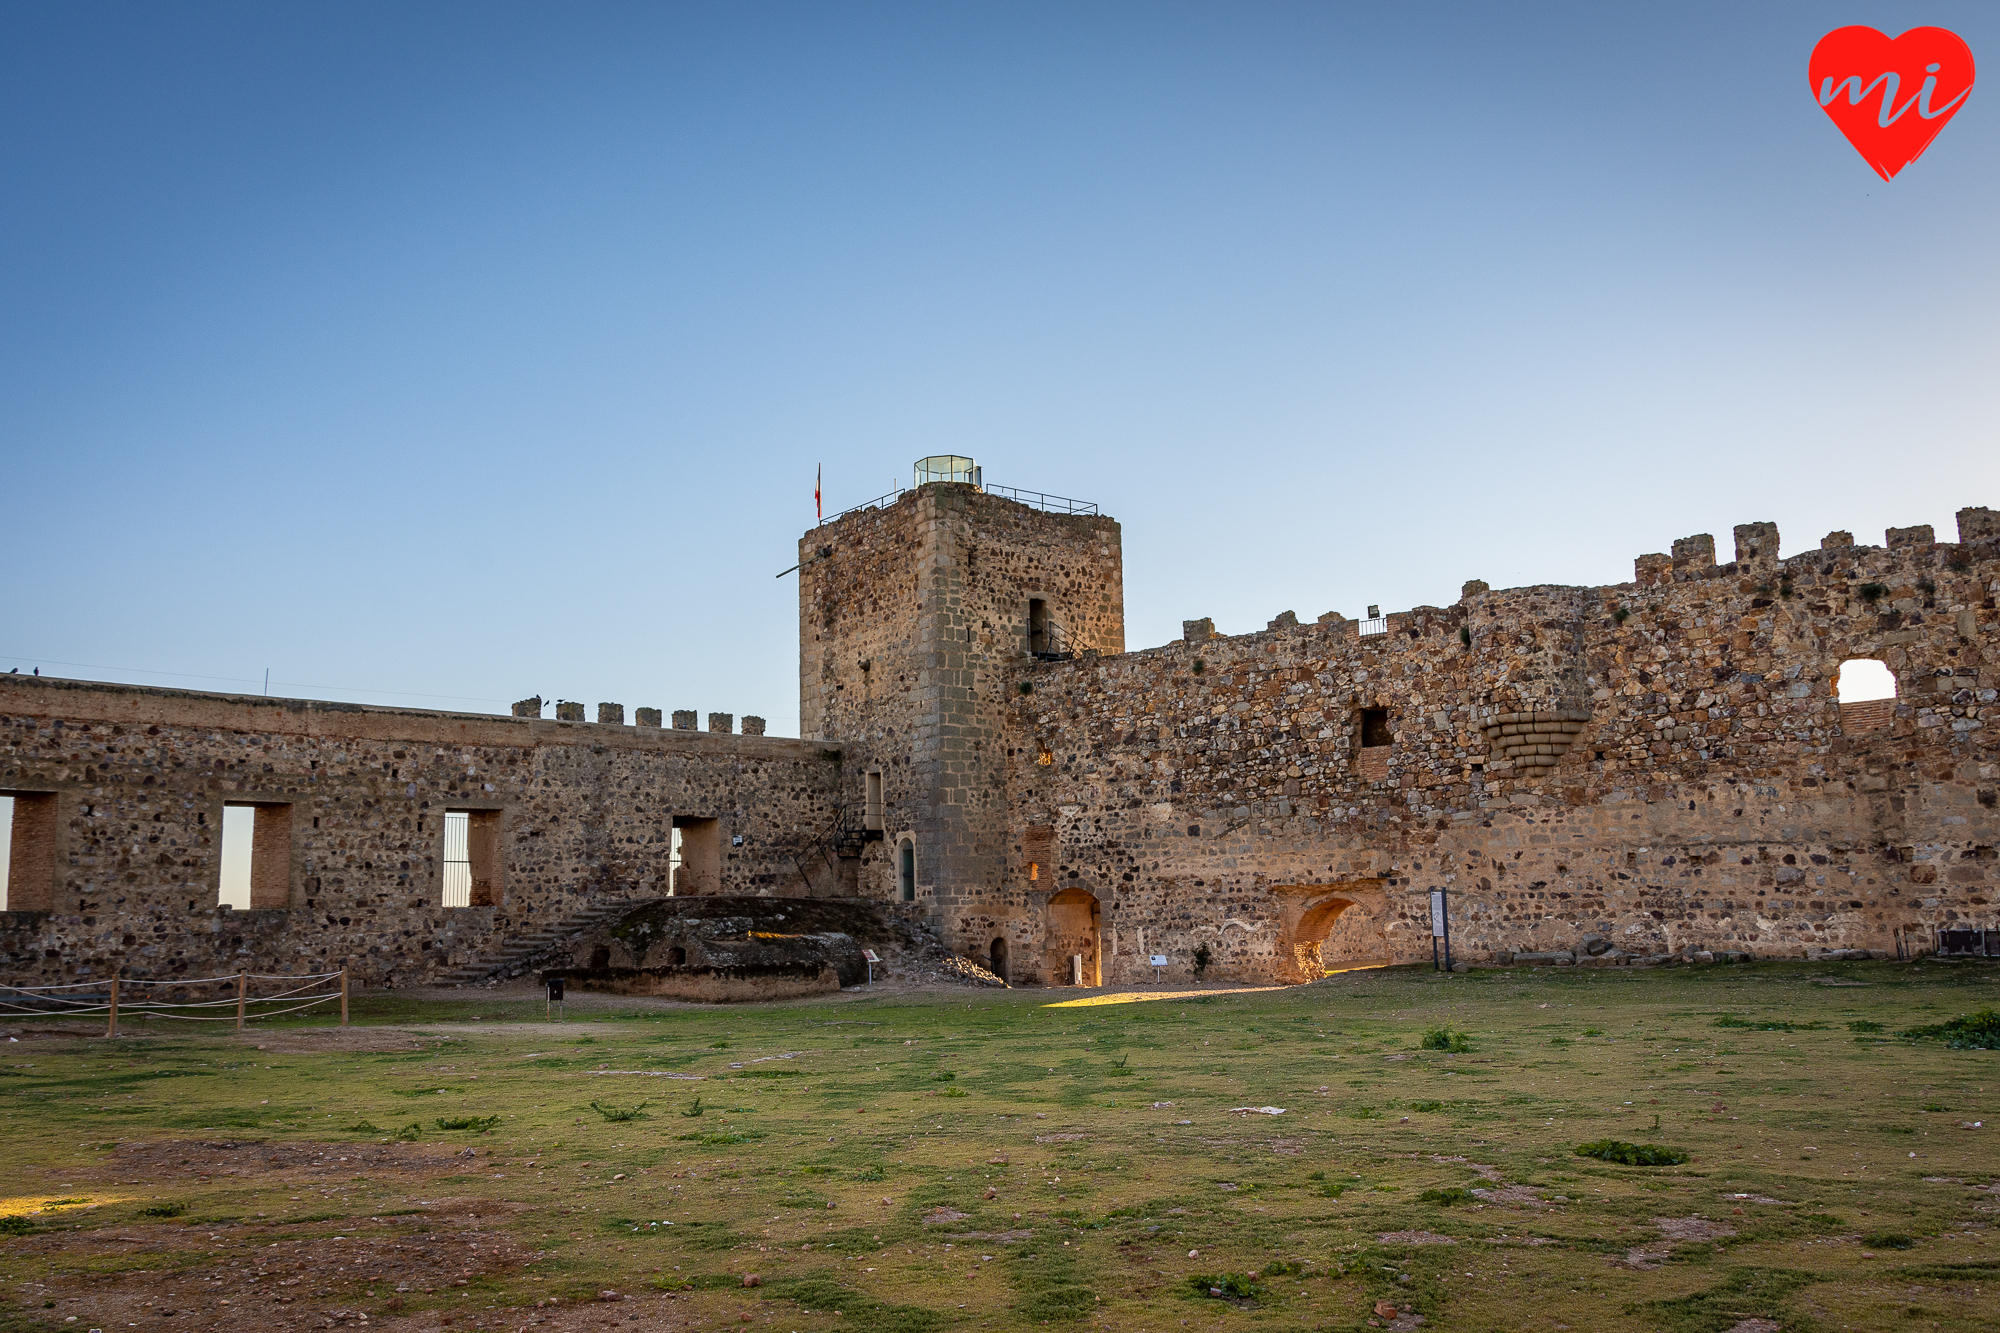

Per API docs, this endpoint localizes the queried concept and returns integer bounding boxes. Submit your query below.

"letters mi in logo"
[1810,26,1975,179]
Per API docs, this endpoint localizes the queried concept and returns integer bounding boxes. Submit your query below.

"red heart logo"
[1809,26,1976,179]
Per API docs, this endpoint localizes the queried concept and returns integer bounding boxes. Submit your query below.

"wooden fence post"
[236,972,247,1031]
[340,966,349,1028]
[106,973,119,1039]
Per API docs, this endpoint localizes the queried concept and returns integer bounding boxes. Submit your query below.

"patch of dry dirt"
[1616,1215,1737,1270]
[104,1139,482,1183]
[1653,1215,1736,1242]
[4,1207,535,1332]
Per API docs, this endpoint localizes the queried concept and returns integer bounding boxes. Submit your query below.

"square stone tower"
[798,461,1122,931]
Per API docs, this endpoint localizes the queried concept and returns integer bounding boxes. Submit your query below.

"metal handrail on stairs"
[790,803,882,894]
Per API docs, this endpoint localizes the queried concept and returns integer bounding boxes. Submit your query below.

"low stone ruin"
[543,896,997,1002]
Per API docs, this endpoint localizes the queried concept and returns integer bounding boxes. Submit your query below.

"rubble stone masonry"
[799,483,1122,914]
[981,508,2000,985]
[9,483,2000,992]
[0,677,843,986]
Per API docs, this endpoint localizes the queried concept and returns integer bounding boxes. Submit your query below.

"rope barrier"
[0,992,113,1012]
[0,971,344,995]
[143,997,342,1021]
[0,969,352,1035]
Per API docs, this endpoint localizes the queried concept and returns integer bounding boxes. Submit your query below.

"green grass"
[1903,1007,2000,1049]
[1418,1025,1475,1052]
[3,957,1998,1331]
[1574,1139,1691,1166]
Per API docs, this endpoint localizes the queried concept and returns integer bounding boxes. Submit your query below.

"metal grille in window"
[442,810,471,907]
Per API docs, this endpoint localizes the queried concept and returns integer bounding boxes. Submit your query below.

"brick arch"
[1273,882,1388,982]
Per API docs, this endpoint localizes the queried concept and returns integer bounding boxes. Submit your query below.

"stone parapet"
[0,675,842,989]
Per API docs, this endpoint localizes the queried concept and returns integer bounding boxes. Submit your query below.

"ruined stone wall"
[17,489,1996,996]
[0,677,844,987]
[799,484,1123,916]
[970,511,2000,984]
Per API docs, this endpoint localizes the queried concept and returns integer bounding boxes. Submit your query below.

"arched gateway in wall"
[1272,881,1389,983]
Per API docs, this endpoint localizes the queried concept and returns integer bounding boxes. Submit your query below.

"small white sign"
[1149,954,1170,968]
[1429,889,1447,938]
[862,949,881,963]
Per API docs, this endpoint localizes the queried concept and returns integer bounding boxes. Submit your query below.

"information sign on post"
[1428,889,1452,972]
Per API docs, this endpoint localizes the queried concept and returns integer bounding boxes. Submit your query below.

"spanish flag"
[815,464,822,520]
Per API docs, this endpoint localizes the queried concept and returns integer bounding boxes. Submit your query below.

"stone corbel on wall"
[1482,709,1592,777]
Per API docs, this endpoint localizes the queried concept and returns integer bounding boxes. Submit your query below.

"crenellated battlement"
[978,498,2000,983]
[8,474,1998,993]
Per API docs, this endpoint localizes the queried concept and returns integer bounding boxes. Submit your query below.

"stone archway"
[1273,882,1388,982]
[1045,887,1101,986]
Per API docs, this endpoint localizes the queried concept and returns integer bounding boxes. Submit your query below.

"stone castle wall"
[11,486,1999,994]
[0,677,844,987]
[965,511,2000,984]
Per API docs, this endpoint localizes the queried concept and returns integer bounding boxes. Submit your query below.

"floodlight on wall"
[913,455,981,488]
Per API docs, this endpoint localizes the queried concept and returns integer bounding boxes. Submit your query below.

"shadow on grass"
[1623,1266,1825,1333]
[778,1272,955,1333]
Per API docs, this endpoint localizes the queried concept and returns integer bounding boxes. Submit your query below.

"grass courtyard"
[1,958,1996,1333]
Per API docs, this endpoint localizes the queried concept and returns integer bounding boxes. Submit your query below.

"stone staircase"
[432,898,664,988]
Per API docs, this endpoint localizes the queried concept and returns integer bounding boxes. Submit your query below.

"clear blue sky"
[5,2,1995,737]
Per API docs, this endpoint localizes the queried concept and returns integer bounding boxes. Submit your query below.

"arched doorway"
[1291,898,1353,978]
[989,936,1009,982]
[1273,882,1389,981]
[1046,888,1101,986]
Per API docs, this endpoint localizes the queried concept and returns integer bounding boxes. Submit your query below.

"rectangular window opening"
[1028,598,1049,655]
[442,809,504,907]
[442,811,470,907]
[220,802,294,910]
[1,791,61,911]
[864,771,884,831]
[1359,708,1392,748]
